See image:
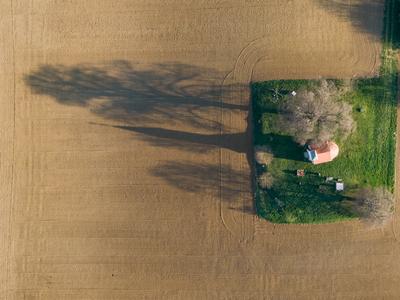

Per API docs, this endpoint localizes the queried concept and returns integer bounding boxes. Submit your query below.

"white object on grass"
[336,182,344,191]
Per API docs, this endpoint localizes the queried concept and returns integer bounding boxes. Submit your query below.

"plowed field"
[1,0,397,299]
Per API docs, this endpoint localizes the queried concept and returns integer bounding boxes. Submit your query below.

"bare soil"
[1,0,398,299]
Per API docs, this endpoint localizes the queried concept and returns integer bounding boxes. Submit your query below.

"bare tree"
[279,80,355,146]
[355,187,395,226]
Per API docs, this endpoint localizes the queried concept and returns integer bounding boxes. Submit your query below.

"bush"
[254,145,274,165]
[258,172,274,189]
[354,187,395,226]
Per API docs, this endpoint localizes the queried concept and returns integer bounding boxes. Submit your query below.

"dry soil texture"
[0,0,398,299]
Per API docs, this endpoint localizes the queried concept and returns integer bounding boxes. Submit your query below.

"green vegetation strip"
[252,0,398,224]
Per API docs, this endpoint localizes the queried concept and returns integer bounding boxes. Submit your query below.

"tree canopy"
[278,80,355,146]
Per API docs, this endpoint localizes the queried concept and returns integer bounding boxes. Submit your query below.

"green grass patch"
[252,77,397,223]
[252,0,399,224]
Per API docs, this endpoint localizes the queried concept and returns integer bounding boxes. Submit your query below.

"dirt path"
[1,0,399,299]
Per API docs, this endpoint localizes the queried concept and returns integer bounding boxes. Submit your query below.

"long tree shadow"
[101,124,303,162]
[25,61,247,131]
[105,124,247,153]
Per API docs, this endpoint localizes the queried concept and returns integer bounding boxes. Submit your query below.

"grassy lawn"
[252,77,397,223]
[252,0,399,224]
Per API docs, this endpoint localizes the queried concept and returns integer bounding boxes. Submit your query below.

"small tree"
[278,80,355,146]
[254,145,274,165]
[258,172,274,189]
[355,187,395,226]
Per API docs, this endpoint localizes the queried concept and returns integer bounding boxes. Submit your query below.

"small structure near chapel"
[336,182,344,191]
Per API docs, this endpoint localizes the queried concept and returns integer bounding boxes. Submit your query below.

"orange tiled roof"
[309,141,339,165]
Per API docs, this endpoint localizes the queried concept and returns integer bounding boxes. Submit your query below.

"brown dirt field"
[0,0,398,299]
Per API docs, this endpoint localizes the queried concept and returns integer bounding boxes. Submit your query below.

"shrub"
[254,145,274,165]
[354,187,395,226]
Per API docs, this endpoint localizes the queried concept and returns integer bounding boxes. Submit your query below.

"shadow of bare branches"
[315,0,384,41]
[25,61,246,131]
